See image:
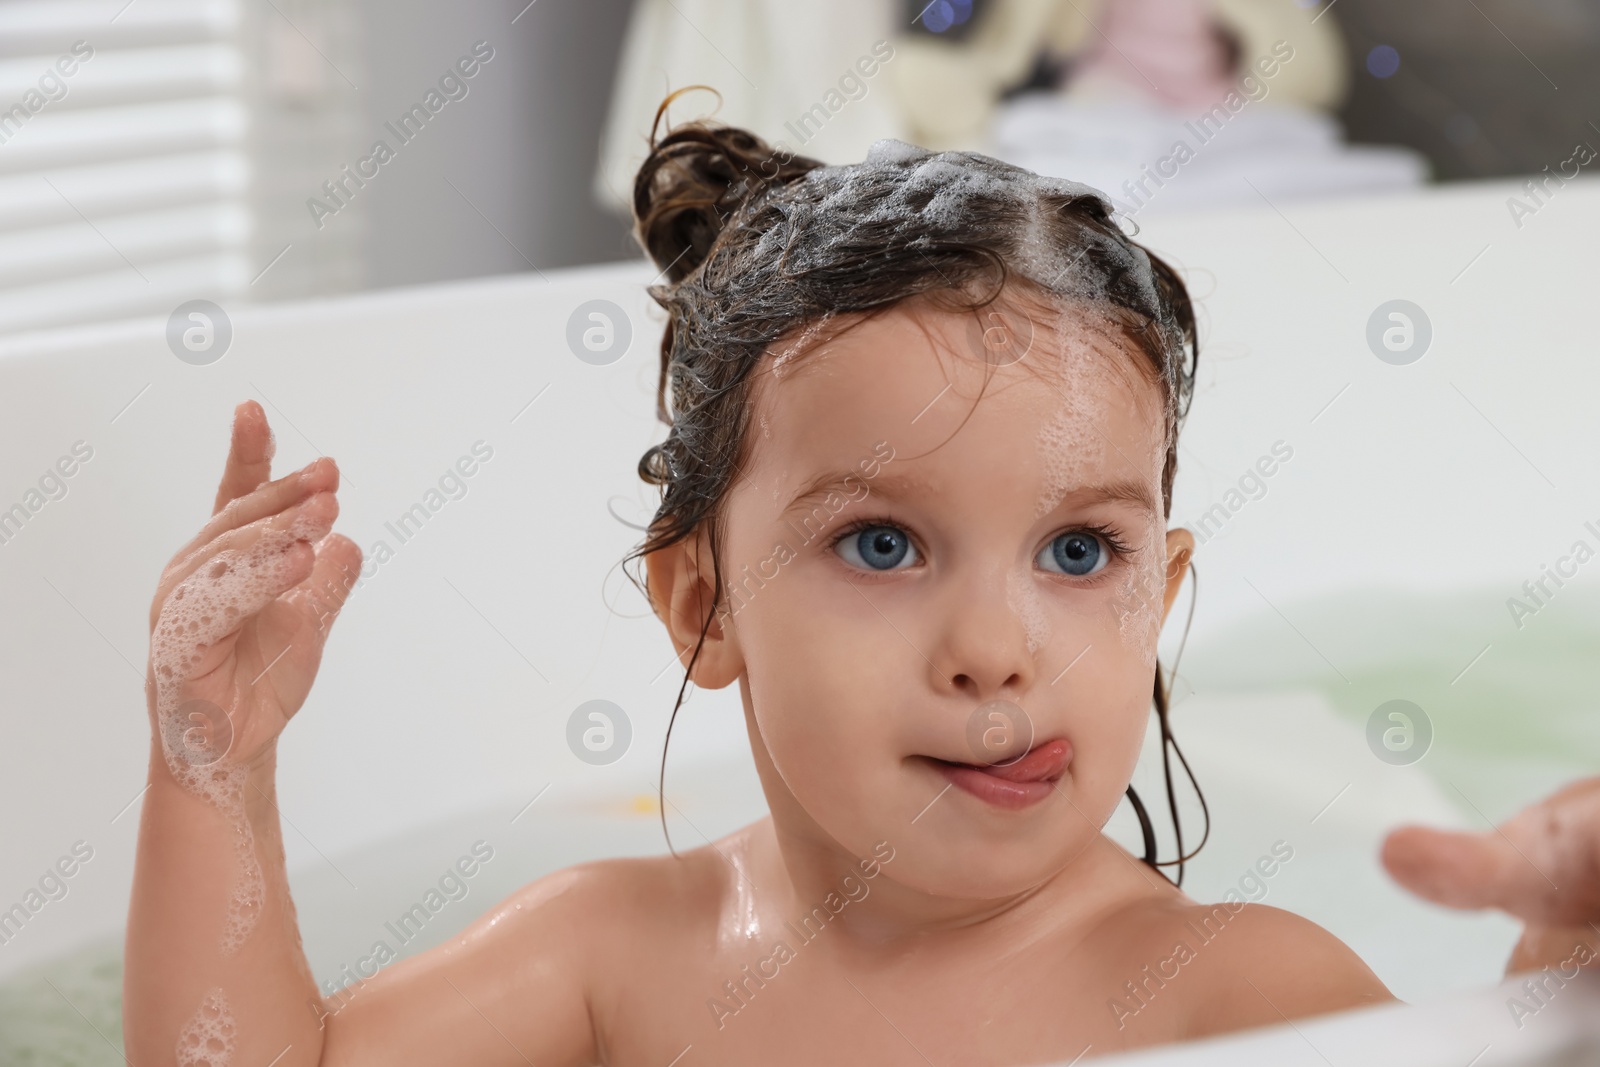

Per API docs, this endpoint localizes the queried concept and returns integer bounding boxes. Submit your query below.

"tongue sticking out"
[971,739,1071,783]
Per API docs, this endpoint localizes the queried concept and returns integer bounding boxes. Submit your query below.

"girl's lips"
[933,738,1072,810]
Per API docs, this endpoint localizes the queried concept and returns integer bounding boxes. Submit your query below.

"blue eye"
[837,524,917,571]
[1039,531,1107,577]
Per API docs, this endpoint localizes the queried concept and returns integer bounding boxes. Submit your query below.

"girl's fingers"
[175,455,339,575]
[283,533,364,637]
[172,539,320,685]
[212,400,277,516]
[152,492,340,631]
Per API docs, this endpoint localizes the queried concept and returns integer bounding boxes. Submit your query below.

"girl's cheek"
[750,629,870,762]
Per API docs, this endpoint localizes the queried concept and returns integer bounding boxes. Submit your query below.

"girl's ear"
[643,529,744,690]
[1160,528,1196,623]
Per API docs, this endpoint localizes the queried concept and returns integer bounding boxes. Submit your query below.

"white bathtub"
[3,173,1599,1061]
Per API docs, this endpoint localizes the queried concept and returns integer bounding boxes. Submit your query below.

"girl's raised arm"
[123,401,596,1066]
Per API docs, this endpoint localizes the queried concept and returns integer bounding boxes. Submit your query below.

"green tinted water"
[0,935,123,1066]
[1178,583,1600,818]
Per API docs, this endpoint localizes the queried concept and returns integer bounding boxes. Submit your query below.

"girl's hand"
[1381,778,1600,973]
[145,400,362,776]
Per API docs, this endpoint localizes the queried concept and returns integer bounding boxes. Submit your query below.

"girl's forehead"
[756,298,1161,428]
[742,299,1168,495]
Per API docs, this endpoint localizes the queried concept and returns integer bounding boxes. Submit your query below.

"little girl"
[124,99,1400,1065]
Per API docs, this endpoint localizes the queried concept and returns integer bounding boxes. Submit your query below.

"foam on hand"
[175,986,237,1067]
[150,506,333,956]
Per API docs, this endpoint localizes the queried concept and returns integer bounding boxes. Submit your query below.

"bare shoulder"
[323,830,740,1066]
[497,832,733,953]
[1082,888,1391,1044]
[1163,900,1395,1037]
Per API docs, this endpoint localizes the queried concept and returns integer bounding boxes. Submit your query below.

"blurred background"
[3,1,1600,1063]
[0,0,1595,335]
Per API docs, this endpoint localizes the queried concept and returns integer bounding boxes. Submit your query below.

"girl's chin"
[871,848,1079,902]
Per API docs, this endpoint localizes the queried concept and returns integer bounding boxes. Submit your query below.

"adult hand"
[1381,777,1600,973]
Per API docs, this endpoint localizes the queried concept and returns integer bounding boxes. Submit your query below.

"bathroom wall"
[1334,0,1600,181]
[351,0,636,288]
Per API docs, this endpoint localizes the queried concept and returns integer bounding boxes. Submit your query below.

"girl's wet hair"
[622,88,1209,883]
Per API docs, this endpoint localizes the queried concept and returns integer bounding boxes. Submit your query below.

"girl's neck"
[749,796,1158,957]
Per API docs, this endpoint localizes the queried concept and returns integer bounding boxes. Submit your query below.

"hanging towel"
[595,0,910,215]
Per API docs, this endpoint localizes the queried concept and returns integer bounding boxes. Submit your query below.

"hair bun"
[632,89,821,284]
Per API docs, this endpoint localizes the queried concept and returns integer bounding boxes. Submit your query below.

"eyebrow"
[782,470,929,516]
[781,469,1159,519]
[1057,478,1161,519]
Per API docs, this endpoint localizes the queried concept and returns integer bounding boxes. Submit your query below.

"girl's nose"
[926,564,1038,702]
